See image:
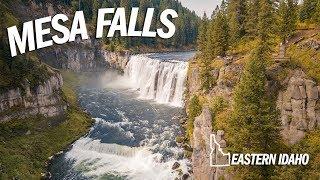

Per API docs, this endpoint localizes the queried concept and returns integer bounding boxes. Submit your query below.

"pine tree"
[186,95,202,139]
[197,12,209,53]
[201,5,230,61]
[258,0,274,42]
[200,12,215,91]
[211,6,229,57]
[204,8,218,61]
[228,0,247,43]
[245,0,260,37]
[300,0,316,22]
[228,43,281,179]
[199,6,229,92]
[227,0,281,178]
[313,0,320,25]
[279,0,297,43]
[287,0,298,31]
[92,0,100,23]
[119,0,132,47]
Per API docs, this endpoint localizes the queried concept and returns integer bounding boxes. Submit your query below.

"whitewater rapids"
[49,52,194,180]
[65,119,189,180]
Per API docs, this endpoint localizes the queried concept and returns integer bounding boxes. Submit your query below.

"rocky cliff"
[37,36,130,72]
[192,107,230,180]
[186,55,320,178]
[37,37,110,72]
[187,57,241,179]
[0,0,131,121]
[192,107,214,180]
[10,0,130,72]
[102,51,130,71]
[277,69,320,144]
[188,58,242,99]
[0,71,66,122]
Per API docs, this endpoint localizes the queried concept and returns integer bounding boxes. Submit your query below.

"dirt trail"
[287,29,319,45]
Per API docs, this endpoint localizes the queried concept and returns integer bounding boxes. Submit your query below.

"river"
[49,51,195,180]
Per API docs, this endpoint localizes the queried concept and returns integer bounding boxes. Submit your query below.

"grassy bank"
[0,71,93,179]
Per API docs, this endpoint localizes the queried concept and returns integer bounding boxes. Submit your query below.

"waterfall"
[124,55,188,107]
[52,53,193,179]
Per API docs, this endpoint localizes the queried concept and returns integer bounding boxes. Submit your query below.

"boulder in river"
[172,161,180,170]
[181,173,190,180]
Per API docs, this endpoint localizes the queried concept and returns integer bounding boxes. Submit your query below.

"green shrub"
[274,130,320,179]
[0,72,93,178]
[176,136,185,144]
[287,44,320,83]
[209,96,228,129]
[186,95,202,140]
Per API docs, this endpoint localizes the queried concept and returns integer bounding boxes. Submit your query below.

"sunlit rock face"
[277,69,320,144]
[103,51,130,71]
[0,72,66,121]
[192,107,230,180]
[38,37,109,72]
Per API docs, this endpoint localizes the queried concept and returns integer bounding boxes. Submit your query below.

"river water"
[49,52,195,180]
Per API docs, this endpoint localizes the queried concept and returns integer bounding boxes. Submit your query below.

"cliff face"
[1,1,131,121]
[187,56,320,178]
[192,107,230,180]
[0,72,66,122]
[102,51,130,71]
[38,38,109,72]
[277,69,320,144]
[188,59,242,100]
[192,107,214,180]
[10,0,129,72]
[187,59,241,179]
[38,37,130,72]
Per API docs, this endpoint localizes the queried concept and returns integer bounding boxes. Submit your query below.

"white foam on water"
[63,54,191,179]
[94,118,134,139]
[124,55,188,107]
[65,137,190,180]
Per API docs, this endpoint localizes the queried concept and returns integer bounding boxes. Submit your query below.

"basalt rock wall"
[0,72,66,122]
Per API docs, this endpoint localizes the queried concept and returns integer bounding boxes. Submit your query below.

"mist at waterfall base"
[49,52,195,180]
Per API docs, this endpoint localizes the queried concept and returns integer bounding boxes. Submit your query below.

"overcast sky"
[179,0,222,17]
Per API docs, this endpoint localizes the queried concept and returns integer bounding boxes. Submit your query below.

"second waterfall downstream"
[49,52,194,179]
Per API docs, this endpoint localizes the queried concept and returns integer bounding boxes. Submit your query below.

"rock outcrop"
[13,0,129,73]
[188,66,202,94]
[102,51,130,71]
[192,107,230,180]
[187,59,241,179]
[0,72,66,122]
[277,69,320,144]
[298,39,320,51]
[38,38,109,72]
[39,38,130,72]
[192,107,215,180]
[210,64,242,101]
[211,130,230,180]
[188,62,241,97]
